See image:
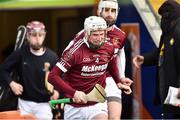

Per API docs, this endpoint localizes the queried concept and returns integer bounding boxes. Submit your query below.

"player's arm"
[0,50,24,95]
[48,64,76,98]
[117,47,126,78]
[108,54,132,84]
[117,47,133,86]
[107,56,121,84]
[0,50,21,84]
[107,56,132,94]
[48,64,87,103]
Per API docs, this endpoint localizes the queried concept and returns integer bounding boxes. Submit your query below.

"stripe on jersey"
[63,38,83,55]
[76,29,84,37]
[56,62,67,72]
[63,40,74,52]
[114,25,125,34]
[69,39,84,54]
[74,38,83,48]
[61,58,71,67]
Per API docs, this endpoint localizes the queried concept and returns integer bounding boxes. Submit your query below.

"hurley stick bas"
[49,84,106,109]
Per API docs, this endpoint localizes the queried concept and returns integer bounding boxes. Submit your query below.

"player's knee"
[108,100,122,120]
[108,110,121,120]
[92,113,108,120]
[109,115,121,120]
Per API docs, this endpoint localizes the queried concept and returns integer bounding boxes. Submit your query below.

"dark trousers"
[162,105,180,119]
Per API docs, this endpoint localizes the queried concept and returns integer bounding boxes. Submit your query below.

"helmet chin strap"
[107,21,116,27]
[83,36,89,46]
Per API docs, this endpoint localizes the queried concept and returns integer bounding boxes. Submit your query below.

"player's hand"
[50,90,59,100]
[133,55,144,68]
[9,81,23,95]
[117,82,132,95]
[73,91,87,104]
[120,77,133,86]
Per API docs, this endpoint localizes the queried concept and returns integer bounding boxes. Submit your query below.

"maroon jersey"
[74,25,126,52]
[74,25,126,82]
[107,25,126,53]
[57,38,114,103]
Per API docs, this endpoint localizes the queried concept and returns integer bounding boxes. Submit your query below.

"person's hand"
[50,90,59,100]
[117,82,132,95]
[133,55,144,68]
[73,91,87,104]
[120,77,133,86]
[9,81,23,95]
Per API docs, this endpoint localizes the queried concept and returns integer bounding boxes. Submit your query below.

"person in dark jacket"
[133,0,180,118]
[0,21,59,119]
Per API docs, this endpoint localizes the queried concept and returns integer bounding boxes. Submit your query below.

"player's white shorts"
[105,77,122,102]
[64,102,107,120]
[18,98,52,120]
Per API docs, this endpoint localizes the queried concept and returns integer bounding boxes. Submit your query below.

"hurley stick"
[49,84,106,109]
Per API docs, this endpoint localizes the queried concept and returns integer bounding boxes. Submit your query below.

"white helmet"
[84,16,107,35]
[98,0,119,17]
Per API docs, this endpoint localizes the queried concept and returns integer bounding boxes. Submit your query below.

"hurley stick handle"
[49,98,74,109]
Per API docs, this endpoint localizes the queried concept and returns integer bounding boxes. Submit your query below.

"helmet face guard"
[84,16,107,50]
